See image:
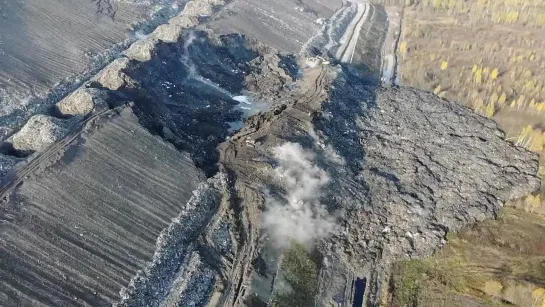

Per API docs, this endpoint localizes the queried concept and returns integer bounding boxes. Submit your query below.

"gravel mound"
[7,115,75,153]
[183,0,225,16]
[93,58,138,91]
[151,24,184,42]
[56,88,96,117]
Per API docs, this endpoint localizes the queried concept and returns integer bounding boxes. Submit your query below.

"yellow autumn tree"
[490,92,499,105]
[517,99,525,109]
[474,67,483,84]
[529,129,545,152]
[483,67,490,81]
[434,85,442,95]
[525,194,541,212]
[532,287,545,307]
[491,68,499,79]
[474,97,485,112]
[516,125,534,147]
[498,92,507,105]
[506,10,520,23]
[399,41,408,57]
[441,61,448,70]
[485,102,496,118]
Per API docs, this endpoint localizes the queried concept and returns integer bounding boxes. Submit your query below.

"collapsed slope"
[0,27,300,307]
[0,0,540,306]
[213,61,540,306]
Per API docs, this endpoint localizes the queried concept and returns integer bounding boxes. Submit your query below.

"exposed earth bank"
[0,0,540,306]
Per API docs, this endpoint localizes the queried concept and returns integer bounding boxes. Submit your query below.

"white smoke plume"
[181,30,197,73]
[263,142,336,247]
[133,30,150,41]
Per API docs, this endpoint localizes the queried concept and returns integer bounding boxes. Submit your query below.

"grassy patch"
[391,259,432,306]
[272,242,320,307]
[389,208,545,306]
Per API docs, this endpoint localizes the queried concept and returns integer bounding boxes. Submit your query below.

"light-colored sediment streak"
[381,7,402,85]
[382,53,396,85]
[335,2,370,63]
[343,3,370,63]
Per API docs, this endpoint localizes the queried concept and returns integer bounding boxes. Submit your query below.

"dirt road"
[335,2,370,63]
[325,0,397,83]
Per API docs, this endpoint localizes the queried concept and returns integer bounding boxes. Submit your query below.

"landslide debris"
[212,62,540,306]
[0,4,540,306]
[323,85,540,283]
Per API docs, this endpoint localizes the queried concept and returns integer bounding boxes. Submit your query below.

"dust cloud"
[262,142,335,247]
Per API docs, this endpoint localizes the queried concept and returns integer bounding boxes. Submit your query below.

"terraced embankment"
[0,0,192,140]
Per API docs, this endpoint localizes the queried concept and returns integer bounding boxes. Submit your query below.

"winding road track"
[331,0,400,84]
[335,2,371,63]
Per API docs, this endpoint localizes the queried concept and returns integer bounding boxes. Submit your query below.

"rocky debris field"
[214,61,539,306]
[0,0,541,306]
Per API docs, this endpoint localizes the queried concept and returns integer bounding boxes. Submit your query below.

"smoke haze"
[262,142,335,247]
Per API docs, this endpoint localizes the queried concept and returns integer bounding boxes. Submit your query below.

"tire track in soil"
[91,0,118,20]
[0,106,121,209]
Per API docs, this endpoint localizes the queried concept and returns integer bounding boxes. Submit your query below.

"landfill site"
[0,0,540,306]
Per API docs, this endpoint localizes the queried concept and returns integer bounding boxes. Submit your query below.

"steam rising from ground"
[181,31,198,76]
[263,142,335,247]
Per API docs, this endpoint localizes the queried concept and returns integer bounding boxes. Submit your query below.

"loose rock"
[7,115,74,153]
[124,38,160,62]
[56,88,95,117]
[151,24,184,43]
[94,58,138,90]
